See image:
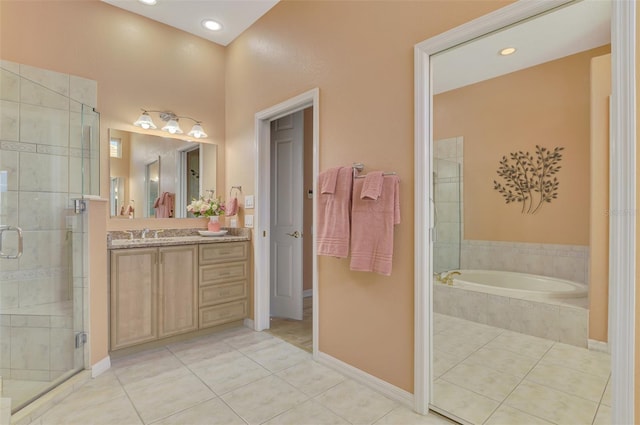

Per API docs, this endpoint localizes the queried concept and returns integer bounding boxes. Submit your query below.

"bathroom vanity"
[108,229,250,352]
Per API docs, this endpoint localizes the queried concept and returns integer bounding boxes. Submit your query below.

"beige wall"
[589,54,611,343]
[225,0,512,392]
[434,46,609,246]
[0,0,226,364]
[88,199,109,364]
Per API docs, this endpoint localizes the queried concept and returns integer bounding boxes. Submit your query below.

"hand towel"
[320,166,342,194]
[317,166,353,258]
[350,175,400,276]
[226,197,238,216]
[154,192,175,218]
[360,171,384,200]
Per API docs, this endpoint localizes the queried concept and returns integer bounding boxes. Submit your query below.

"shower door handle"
[0,225,23,259]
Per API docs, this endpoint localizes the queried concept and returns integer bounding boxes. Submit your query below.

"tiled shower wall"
[460,240,589,284]
[0,60,97,380]
[433,137,463,273]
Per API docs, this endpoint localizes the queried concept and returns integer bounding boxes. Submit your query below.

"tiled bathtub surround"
[0,60,97,397]
[434,283,588,347]
[460,240,589,284]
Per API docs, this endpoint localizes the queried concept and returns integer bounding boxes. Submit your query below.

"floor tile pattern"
[20,327,453,425]
[432,313,612,425]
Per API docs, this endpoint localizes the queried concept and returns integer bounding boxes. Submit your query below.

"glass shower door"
[0,62,97,413]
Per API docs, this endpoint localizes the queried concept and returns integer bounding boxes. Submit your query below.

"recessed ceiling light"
[138,0,157,5]
[499,47,517,56]
[202,19,223,31]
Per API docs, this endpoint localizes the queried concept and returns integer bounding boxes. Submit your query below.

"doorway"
[414,0,635,422]
[267,109,314,352]
[253,88,320,359]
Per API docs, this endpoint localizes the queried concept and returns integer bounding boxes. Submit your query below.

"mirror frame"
[414,0,635,422]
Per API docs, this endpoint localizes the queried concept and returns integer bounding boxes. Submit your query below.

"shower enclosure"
[0,61,99,413]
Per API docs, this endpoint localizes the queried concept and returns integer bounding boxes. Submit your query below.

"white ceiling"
[432,0,611,94]
[101,0,279,46]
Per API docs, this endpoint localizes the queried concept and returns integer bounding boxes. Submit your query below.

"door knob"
[286,231,301,238]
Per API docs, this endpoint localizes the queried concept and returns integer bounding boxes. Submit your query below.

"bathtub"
[433,269,589,347]
[446,269,588,300]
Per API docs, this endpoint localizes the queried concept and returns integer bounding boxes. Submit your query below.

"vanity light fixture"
[133,110,208,139]
[202,19,223,31]
[499,47,517,56]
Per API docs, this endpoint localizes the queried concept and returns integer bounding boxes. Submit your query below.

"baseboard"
[244,318,255,330]
[317,352,414,408]
[91,356,111,378]
[588,339,610,353]
[303,289,312,298]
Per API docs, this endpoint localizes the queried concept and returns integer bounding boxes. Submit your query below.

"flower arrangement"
[187,195,225,217]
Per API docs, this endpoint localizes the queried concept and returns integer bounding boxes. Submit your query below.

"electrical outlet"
[244,214,254,228]
[230,218,238,228]
[245,195,255,209]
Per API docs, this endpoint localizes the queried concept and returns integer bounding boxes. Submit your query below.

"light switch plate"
[245,214,254,228]
[245,195,255,209]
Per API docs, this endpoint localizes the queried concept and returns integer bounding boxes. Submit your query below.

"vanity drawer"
[199,280,247,307]
[199,242,248,265]
[199,261,248,286]
[199,300,247,328]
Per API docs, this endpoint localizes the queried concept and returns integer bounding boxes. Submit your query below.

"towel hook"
[230,185,242,197]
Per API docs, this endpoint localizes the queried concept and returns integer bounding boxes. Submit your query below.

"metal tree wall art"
[493,145,564,214]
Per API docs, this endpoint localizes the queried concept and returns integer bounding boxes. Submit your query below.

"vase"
[207,216,221,232]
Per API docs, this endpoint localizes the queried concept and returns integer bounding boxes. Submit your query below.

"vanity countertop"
[108,228,250,250]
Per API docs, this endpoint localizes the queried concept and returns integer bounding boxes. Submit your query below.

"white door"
[270,111,304,320]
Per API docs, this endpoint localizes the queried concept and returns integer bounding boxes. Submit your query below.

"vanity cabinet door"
[110,248,158,350]
[158,245,198,338]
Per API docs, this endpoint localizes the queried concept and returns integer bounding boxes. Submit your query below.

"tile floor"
[432,313,612,425]
[267,297,313,352]
[19,326,452,425]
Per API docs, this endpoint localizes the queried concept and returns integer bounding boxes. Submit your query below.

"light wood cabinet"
[199,242,249,329]
[158,245,198,338]
[110,241,249,351]
[110,245,197,351]
[110,248,158,350]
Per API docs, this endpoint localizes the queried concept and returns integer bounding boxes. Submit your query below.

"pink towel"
[320,166,341,194]
[154,192,175,218]
[226,197,238,216]
[360,171,384,200]
[350,175,400,276]
[317,166,353,258]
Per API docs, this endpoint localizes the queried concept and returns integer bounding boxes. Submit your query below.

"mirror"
[109,129,217,219]
[430,1,611,424]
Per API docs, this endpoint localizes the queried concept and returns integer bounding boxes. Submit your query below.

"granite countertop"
[108,228,250,250]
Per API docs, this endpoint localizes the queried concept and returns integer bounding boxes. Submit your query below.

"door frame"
[413,0,636,422]
[254,88,320,359]
[176,143,203,218]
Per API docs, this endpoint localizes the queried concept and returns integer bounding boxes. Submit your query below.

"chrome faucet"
[153,229,165,239]
[141,228,151,239]
[435,271,461,285]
